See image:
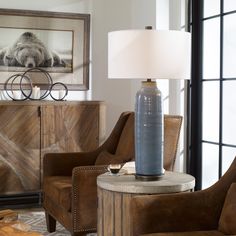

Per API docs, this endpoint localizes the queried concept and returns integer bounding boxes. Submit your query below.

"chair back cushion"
[95,113,134,165]
[164,115,182,171]
[115,112,135,159]
[95,150,131,165]
[95,113,182,170]
[218,182,236,234]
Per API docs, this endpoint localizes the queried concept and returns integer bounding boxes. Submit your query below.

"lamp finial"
[145,26,152,30]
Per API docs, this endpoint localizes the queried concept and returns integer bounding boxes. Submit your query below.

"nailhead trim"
[72,166,107,232]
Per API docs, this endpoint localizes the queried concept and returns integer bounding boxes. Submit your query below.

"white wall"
[0,0,156,136]
[92,0,156,134]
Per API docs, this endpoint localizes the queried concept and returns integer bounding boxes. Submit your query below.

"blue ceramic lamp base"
[135,79,164,181]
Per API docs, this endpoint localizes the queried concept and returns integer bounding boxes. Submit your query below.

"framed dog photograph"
[0,9,90,90]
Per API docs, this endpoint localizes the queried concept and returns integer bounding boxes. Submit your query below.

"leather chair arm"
[131,189,221,236]
[71,166,107,231]
[43,151,99,177]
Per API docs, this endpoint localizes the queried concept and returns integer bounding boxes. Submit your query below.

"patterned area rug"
[18,211,97,236]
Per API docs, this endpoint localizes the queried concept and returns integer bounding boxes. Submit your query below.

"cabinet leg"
[45,212,56,232]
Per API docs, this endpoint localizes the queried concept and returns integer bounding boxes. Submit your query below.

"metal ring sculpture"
[49,82,68,101]
[21,67,53,100]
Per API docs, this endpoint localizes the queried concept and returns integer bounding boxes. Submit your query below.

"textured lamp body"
[135,81,164,179]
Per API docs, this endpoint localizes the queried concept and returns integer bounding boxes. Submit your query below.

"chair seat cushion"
[43,176,72,212]
[141,230,225,236]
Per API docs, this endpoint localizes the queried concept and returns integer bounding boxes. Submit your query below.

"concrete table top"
[97,171,195,194]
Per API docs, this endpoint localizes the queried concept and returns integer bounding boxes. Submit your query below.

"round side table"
[97,171,195,236]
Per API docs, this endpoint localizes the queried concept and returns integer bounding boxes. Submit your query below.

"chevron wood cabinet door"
[0,104,40,194]
[0,101,105,195]
[41,102,102,154]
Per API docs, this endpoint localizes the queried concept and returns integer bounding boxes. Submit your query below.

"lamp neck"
[142,79,157,88]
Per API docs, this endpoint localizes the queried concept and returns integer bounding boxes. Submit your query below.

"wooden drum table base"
[97,171,195,236]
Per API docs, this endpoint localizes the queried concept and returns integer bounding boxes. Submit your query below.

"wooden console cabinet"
[0,101,105,196]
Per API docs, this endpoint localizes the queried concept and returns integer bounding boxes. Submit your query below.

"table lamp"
[108,27,191,180]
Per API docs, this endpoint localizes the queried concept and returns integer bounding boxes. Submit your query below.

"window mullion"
[219,0,224,178]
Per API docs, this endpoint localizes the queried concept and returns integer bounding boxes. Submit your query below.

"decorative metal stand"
[4,68,68,101]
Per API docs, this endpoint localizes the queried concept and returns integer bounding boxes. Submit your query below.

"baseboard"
[0,191,42,209]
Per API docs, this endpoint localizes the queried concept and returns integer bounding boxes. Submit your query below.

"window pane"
[204,0,220,18]
[224,0,236,12]
[157,79,169,114]
[203,18,220,79]
[222,146,236,175]
[202,81,219,142]
[223,14,236,78]
[222,81,236,145]
[202,143,219,189]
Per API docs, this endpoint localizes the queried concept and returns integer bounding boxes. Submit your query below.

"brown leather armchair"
[43,112,182,236]
[130,157,236,236]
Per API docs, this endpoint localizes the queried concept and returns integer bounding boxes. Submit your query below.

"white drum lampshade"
[108,30,191,80]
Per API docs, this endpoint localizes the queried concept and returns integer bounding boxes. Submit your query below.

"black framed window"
[188,0,236,190]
